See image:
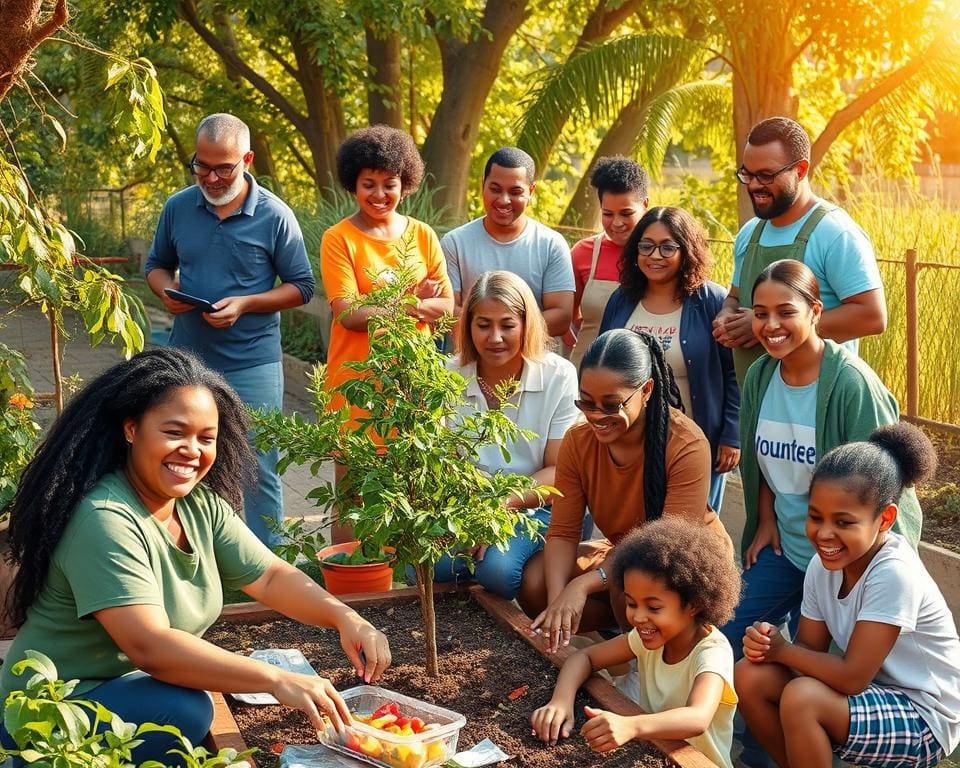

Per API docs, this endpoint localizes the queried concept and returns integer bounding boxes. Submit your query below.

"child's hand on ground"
[580,706,638,753]
[742,621,785,662]
[530,700,574,745]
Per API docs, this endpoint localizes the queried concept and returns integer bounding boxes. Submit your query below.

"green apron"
[732,203,836,383]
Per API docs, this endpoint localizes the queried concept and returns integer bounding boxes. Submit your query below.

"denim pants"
[223,361,284,547]
[720,545,806,659]
[0,671,213,767]
[430,507,552,599]
[708,470,727,514]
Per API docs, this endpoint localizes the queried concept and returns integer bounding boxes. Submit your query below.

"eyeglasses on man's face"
[735,159,801,186]
[574,382,647,416]
[637,241,681,259]
[188,154,247,180]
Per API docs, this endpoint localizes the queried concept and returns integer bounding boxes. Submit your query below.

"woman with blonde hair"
[434,270,579,598]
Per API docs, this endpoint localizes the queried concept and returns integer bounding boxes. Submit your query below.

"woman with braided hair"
[0,347,390,765]
[520,329,731,654]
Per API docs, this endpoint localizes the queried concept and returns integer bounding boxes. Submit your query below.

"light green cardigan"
[738,339,922,558]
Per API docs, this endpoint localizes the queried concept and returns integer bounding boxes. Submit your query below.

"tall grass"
[848,188,960,425]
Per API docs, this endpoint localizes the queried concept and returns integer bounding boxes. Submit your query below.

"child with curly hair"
[736,422,960,768]
[531,516,742,768]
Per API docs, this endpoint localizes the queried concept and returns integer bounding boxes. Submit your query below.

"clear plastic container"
[318,685,466,768]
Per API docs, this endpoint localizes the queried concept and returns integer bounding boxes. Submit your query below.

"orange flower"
[7,393,33,409]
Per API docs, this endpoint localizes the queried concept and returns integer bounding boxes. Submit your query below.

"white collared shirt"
[447,352,579,477]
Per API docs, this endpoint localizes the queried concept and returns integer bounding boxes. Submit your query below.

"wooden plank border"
[471,587,717,768]
[207,587,718,768]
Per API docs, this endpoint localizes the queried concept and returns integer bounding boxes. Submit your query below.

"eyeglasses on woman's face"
[637,241,681,259]
[574,383,646,416]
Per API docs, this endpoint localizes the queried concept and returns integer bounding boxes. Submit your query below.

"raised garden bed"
[205,586,716,768]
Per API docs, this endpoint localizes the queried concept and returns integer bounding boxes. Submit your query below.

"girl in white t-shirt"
[736,422,960,768]
[531,516,741,768]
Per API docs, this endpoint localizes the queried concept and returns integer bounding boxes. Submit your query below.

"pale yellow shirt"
[627,625,737,768]
[625,303,691,415]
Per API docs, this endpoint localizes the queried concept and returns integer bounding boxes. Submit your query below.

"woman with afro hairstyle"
[320,125,453,542]
[532,516,741,768]
[521,329,732,652]
[599,206,740,512]
[0,348,390,765]
[568,156,649,365]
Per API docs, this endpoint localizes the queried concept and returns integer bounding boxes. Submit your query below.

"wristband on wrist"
[597,565,608,587]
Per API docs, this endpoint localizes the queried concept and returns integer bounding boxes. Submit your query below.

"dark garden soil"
[916,424,960,553]
[204,593,673,768]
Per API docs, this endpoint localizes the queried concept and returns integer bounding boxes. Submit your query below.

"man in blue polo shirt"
[145,113,315,546]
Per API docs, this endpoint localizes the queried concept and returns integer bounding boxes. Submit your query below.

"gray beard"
[198,172,245,207]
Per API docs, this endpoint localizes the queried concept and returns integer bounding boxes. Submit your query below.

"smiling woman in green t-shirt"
[1,347,390,765]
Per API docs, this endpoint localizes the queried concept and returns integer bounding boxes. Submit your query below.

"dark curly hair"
[612,517,741,626]
[746,117,811,163]
[335,125,424,195]
[580,329,682,522]
[812,422,937,517]
[619,207,711,303]
[590,156,649,201]
[5,347,255,627]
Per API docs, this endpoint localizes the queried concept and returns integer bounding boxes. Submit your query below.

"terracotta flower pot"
[318,541,396,596]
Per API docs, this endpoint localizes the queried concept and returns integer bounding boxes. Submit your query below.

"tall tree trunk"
[365,27,404,129]
[212,11,277,179]
[719,6,798,225]
[413,561,439,677]
[523,0,642,173]
[176,0,344,193]
[0,0,68,101]
[421,0,529,220]
[289,30,345,190]
[560,97,647,228]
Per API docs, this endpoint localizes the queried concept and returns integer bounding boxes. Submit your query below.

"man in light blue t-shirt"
[441,147,574,337]
[145,113,315,546]
[712,117,886,384]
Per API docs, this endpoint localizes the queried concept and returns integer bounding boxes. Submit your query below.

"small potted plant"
[253,261,547,676]
[315,539,396,596]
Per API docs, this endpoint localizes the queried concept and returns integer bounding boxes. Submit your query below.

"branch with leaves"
[252,259,551,676]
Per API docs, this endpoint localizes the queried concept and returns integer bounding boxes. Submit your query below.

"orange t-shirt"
[320,216,452,413]
[547,408,728,548]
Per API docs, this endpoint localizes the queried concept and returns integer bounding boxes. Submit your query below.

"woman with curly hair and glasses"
[321,125,454,543]
[0,348,390,766]
[599,206,740,512]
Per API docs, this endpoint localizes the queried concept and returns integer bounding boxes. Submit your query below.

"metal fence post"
[905,248,918,418]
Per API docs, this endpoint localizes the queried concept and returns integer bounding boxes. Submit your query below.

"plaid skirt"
[835,683,945,768]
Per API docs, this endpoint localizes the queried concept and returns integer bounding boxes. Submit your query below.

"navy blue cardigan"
[599,281,741,458]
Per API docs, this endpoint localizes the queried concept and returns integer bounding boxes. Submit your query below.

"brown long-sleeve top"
[546,408,729,549]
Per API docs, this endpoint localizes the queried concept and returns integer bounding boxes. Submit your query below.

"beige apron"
[571,235,621,366]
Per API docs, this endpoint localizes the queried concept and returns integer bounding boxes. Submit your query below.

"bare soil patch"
[204,593,672,768]
[917,424,960,553]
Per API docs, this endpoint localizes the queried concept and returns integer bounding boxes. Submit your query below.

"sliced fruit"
[425,741,445,763]
[358,735,384,759]
[368,713,398,729]
[407,717,426,733]
[403,742,426,768]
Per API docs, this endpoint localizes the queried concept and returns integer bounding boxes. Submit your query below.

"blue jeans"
[0,672,213,767]
[428,509,595,599]
[708,470,727,514]
[431,507,551,599]
[721,545,806,660]
[223,361,284,547]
